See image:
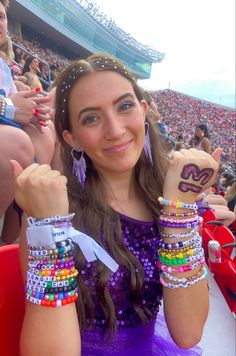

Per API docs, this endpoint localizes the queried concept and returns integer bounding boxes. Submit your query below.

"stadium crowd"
[152,89,235,171]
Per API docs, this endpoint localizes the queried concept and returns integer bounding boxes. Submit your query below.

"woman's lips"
[104,140,132,153]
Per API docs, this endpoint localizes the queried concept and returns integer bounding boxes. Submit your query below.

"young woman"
[11,54,221,356]
[190,124,211,153]
[22,56,43,91]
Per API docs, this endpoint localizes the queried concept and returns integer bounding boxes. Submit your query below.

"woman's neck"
[101,170,152,221]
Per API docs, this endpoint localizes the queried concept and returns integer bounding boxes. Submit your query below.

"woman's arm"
[11,161,81,356]
[202,137,211,153]
[161,148,221,349]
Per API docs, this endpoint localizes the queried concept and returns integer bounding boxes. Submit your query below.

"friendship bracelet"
[28,238,73,251]
[160,227,198,239]
[160,234,202,249]
[27,214,75,227]
[159,219,200,229]
[160,268,207,289]
[158,246,199,260]
[158,197,198,211]
[162,266,205,283]
[159,216,199,223]
[157,258,205,273]
[161,210,197,217]
[26,292,78,307]
[158,249,204,265]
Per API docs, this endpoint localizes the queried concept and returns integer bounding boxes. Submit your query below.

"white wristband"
[5,98,16,120]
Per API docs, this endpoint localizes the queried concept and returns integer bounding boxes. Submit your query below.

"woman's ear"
[62,130,80,149]
[140,100,149,120]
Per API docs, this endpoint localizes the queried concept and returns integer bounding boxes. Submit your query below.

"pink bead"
[179,267,184,272]
[172,202,177,207]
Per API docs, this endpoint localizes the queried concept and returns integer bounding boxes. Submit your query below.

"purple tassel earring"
[144,122,153,165]
[71,148,87,188]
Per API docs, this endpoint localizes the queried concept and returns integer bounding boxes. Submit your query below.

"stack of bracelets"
[157,197,207,289]
[26,214,79,307]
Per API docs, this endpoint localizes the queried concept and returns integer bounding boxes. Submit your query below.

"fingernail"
[38,121,45,126]
[34,112,39,117]
[34,108,40,114]
[35,87,41,93]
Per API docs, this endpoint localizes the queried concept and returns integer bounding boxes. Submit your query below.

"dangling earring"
[71,148,87,188]
[144,122,153,165]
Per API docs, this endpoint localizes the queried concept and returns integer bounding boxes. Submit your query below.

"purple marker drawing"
[181,164,214,185]
[178,182,202,193]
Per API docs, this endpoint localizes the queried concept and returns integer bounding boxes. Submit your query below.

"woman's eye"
[82,115,98,125]
[119,102,134,111]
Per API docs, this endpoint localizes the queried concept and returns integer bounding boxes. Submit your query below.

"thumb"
[10,160,24,178]
[211,147,222,164]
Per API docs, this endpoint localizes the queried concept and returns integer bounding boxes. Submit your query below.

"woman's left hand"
[163,148,222,203]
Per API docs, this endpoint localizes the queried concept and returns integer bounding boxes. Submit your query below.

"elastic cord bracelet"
[160,234,201,249]
[158,197,198,211]
[159,216,199,224]
[160,228,198,239]
[161,210,197,217]
[162,266,205,283]
[160,268,207,289]
[159,219,201,229]
[157,258,205,273]
[26,293,78,307]
[28,214,75,227]
[158,249,204,265]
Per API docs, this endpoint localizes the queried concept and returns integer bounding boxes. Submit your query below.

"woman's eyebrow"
[78,93,135,119]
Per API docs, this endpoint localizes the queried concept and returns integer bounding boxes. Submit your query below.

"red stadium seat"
[0,245,25,356]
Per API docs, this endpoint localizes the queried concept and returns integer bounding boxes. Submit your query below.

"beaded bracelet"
[161,210,197,217]
[162,266,205,283]
[158,245,199,260]
[160,268,207,289]
[160,234,201,249]
[158,197,198,211]
[28,213,75,227]
[159,219,200,229]
[158,249,204,266]
[160,228,198,239]
[159,216,199,224]
[157,258,205,273]
[26,292,78,307]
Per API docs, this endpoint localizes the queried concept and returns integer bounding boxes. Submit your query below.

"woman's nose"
[103,115,125,140]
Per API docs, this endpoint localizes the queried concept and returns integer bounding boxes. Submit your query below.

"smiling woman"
[11,53,222,356]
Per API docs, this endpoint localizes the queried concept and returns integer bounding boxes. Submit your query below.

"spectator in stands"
[11,53,221,356]
[22,55,43,90]
[49,63,58,81]
[38,61,50,91]
[13,45,24,65]
[0,0,54,244]
[224,179,236,213]
[189,124,211,153]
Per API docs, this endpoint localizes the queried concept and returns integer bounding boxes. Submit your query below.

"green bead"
[49,294,54,301]
[47,281,52,288]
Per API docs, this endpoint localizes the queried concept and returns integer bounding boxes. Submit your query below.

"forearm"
[19,217,81,356]
[163,277,209,349]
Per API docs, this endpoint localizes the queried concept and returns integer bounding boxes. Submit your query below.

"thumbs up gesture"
[163,148,222,203]
[10,161,69,218]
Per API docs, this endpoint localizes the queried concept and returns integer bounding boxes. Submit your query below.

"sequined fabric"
[80,214,162,353]
[80,213,202,355]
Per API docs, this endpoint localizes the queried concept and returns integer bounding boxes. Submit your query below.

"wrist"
[4,97,16,120]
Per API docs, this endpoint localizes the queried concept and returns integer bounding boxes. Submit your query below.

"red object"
[208,248,236,315]
[35,87,41,92]
[0,245,25,356]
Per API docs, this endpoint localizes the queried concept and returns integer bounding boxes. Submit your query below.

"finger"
[10,160,24,178]
[44,170,61,179]
[31,164,52,176]
[211,148,222,163]
[33,96,53,105]
[20,88,42,99]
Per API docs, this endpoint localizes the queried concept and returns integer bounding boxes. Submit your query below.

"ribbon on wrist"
[26,219,119,273]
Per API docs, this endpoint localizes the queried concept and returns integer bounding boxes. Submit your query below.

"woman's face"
[63,71,148,177]
[195,127,204,138]
[30,58,39,70]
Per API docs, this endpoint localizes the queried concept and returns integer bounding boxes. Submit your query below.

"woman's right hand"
[10,160,69,218]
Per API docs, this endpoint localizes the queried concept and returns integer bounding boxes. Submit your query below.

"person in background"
[0,0,54,244]
[190,124,211,153]
[22,55,43,90]
[12,53,221,356]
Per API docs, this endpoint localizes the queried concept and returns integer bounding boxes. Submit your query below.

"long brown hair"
[54,53,168,334]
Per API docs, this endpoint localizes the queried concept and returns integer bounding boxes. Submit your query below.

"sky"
[93,0,235,108]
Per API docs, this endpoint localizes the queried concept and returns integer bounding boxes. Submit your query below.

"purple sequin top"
[81,213,163,355]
